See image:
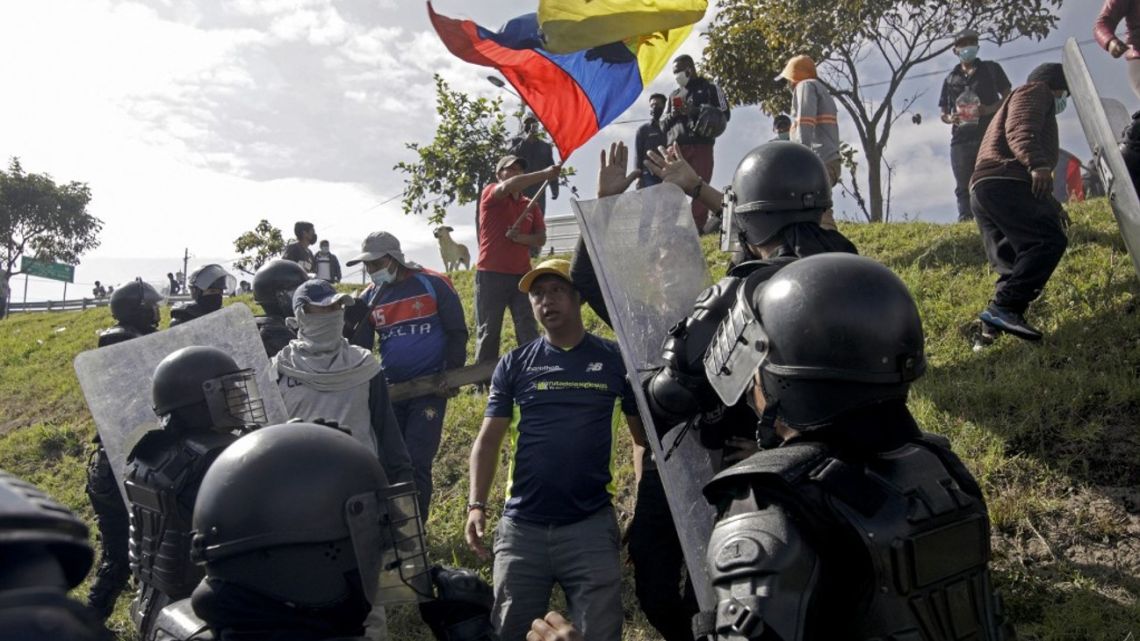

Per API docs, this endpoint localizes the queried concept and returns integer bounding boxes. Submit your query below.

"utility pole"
[182,248,190,292]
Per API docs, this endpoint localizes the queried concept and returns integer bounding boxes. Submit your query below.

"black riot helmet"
[724,142,832,247]
[191,423,431,610]
[151,346,267,431]
[706,254,925,429]
[109,279,163,330]
[253,259,309,318]
[0,471,107,641]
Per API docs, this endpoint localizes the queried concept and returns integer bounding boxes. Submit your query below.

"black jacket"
[662,76,731,146]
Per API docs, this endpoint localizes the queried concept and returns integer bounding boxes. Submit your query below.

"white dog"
[434,226,471,271]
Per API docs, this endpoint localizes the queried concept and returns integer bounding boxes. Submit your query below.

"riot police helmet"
[191,423,425,609]
[707,254,924,429]
[151,346,267,430]
[188,264,234,295]
[725,142,832,247]
[253,259,309,318]
[109,278,163,330]
[0,470,93,588]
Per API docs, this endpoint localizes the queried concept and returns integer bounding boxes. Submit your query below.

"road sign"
[20,257,75,283]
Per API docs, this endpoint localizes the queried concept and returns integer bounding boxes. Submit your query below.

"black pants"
[970,179,1068,313]
[85,443,131,619]
[951,141,983,221]
[627,470,697,641]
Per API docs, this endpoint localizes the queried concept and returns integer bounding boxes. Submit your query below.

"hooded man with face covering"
[271,279,415,489]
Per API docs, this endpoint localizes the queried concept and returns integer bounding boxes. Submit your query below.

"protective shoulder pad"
[150,598,214,641]
[97,325,141,347]
[703,442,829,503]
[726,257,796,279]
[126,428,174,462]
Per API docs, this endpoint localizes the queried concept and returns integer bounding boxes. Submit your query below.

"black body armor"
[126,428,238,637]
[169,302,208,327]
[701,433,1008,641]
[256,315,296,357]
[98,324,151,347]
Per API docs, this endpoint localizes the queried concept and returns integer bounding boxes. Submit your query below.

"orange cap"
[777,55,818,84]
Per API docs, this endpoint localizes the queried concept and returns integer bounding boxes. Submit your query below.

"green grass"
[1,199,1138,640]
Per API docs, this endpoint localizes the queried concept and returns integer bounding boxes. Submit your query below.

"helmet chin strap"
[756,403,783,449]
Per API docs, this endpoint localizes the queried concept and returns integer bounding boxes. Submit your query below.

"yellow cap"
[518,259,573,293]
[777,55,817,84]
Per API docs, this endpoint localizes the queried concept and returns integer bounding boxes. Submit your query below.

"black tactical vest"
[702,434,1009,641]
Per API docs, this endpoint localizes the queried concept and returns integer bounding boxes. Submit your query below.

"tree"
[396,74,573,227]
[703,0,1061,222]
[0,158,101,317]
[396,74,513,226]
[233,219,285,275]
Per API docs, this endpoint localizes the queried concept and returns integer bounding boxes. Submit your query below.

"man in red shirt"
[475,154,558,363]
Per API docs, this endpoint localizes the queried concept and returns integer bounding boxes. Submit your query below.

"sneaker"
[979,304,1043,342]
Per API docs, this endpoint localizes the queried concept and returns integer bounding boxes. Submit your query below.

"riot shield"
[571,183,718,608]
[1064,38,1140,280]
[1102,97,1131,141]
[74,303,289,502]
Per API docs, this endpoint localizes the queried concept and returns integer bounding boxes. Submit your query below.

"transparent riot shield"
[1101,97,1131,141]
[73,303,289,502]
[572,183,718,608]
[1064,38,1140,280]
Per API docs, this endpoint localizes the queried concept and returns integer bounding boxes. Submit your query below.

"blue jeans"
[392,395,447,520]
[491,508,623,641]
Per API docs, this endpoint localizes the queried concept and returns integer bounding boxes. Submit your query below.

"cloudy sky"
[0,0,1124,300]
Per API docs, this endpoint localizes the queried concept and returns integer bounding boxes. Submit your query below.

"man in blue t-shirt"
[346,231,468,520]
[465,258,646,641]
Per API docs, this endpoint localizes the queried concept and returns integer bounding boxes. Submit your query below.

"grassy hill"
[1,198,1137,640]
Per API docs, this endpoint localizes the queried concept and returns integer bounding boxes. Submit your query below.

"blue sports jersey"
[362,270,462,383]
[486,333,637,525]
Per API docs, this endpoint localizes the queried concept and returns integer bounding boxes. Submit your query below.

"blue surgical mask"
[776,131,790,141]
[957,46,979,64]
[1055,94,1069,115]
[369,265,396,288]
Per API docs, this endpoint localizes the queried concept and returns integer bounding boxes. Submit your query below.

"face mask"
[370,265,396,288]
[296,308,346,353]
[197,292,223,312]
[957,46,979,64]
[674,71,690,88]
[776,131,790,141]
[1055,94,1069,115]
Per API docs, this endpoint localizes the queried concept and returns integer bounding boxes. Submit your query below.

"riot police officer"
[0,470,109,641]
[124,345,267,640]
[86,278,166,621]
[693,254,1011,641]
[252,258,308,357]
[170,264,233,327]
[144,422,493,641]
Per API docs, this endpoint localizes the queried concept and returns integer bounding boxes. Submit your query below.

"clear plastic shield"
[572,183,718,608]
[1101,97,1130,141]
[73,303,290,502]
[1064,38,1140,280]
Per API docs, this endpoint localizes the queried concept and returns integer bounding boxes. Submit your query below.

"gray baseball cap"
[345,231,423,269]
[953,28,980,43]
[495,155,527,173]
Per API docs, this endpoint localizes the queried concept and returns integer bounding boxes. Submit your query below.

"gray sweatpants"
[491,508,623,641]
[474,270,539,363]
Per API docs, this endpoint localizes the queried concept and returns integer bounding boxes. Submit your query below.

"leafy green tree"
[233,219,285,275]
[396,74,513,226]
[396,74,574,227]
[703,0,1061,221]
[0,158,100,317]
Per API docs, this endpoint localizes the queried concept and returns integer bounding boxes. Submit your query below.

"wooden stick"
[388,361,498,402]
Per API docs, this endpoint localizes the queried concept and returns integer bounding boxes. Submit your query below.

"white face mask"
[296,307,346,354]
[369,264,396,288]
[674,71,690,88]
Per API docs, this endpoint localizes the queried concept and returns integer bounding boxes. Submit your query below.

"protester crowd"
[9,6,1139,637]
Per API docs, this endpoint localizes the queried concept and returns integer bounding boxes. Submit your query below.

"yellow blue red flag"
[429,3,692,160]
[538,0,707,54]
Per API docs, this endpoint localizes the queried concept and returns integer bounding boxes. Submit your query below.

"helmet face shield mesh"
[202,369,267,429]
[346,482,433,606]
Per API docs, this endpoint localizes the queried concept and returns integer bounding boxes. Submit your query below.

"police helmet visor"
[345,482,433,606]
[202,369,268,428]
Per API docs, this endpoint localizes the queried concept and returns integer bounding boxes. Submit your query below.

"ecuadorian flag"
[428,3,696,160]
